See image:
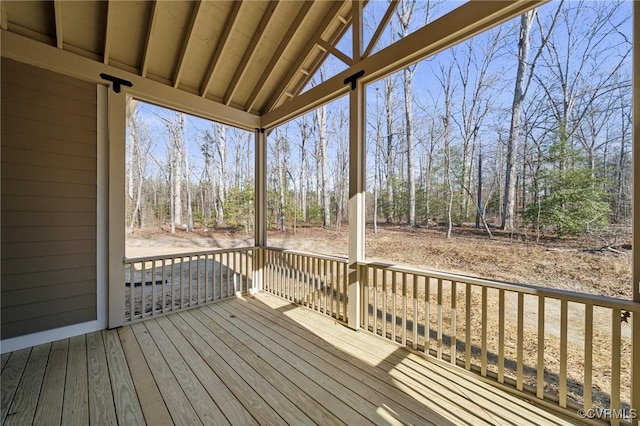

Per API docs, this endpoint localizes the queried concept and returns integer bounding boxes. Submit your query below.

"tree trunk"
[403,67,416,227]
[502,11,534,232]
[384,77,395,224]
[216,124,226,225]
[316,105,331,228]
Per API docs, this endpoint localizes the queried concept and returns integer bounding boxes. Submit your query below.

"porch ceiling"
[0,0,352,116]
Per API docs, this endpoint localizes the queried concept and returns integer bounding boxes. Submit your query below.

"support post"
[632,3,639,425]
[107,88,127,328]
[253,128,267,293]
[347,79,365,330]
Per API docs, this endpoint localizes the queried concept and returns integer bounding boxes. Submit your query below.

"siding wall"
[1,58,98,339]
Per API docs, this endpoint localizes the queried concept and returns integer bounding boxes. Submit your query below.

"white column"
[631,3,639,424]
[253,128,267,293]
[108,89,127,328]
[347,80,365,330]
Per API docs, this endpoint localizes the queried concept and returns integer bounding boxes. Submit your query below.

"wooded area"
[126,0,632,240]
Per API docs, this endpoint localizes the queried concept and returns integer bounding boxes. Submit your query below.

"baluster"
[498,289,505,382]
[437,278,443,360]
[392,271,397,343]
[373,267,378,336]
[424,277,431,354]
[584,303,593,410]
[517,292,524,390]
[464,283,471,368]
[152,260,157,315]
[537,296,545,399]
[451,281,457,365]
[161,259,167,313]
[401,272,407,346]
[559,299,568,407]
[412,275,418,350]
[382,270,388,339]
[481,286,487,376]
[611,307,621,426]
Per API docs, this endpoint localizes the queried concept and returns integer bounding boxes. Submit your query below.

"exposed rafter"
[53,1,63,49]
[223,1,279,106]
[200,1,244,98]
[317,39,352,66]
[173,0,203,89]
[243,1,313,113]
[262,0,546,128]
[103,1,113,64]
[363,0,398,58]
[140,0,159,78]
[263,1,347,113]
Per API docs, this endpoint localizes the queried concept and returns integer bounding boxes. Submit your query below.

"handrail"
[125,246,258,264]
[358,260,640,312]
[263,246,348,263]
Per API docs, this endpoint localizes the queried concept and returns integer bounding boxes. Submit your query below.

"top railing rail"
[359,260,640,312]
[124,246,258,264]
[263,246,348,264]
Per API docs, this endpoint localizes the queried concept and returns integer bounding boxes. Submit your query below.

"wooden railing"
[123,246,637,423]
[262,247,349,322]
[124,247,255,322]
[359,260,639,425]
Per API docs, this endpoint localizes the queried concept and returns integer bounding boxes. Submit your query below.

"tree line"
[126,0,632,239]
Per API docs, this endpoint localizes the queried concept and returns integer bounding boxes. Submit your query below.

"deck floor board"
[1,293,578,425]
[33,339,67,425]
[61,335,89,426]
[4,344,49,426]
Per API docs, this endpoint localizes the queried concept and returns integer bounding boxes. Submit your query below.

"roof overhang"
[0,0,545,130]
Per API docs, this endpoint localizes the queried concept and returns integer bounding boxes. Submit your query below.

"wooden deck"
[1,293,579,425]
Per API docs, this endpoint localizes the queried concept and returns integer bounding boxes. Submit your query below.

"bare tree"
[502,3,560,231]
[297,115,311,222]
[162,112,186,232]
[383,76,396,224]
[315,104,331,228]
[396,0,418,226]
[435,62,456,239]
[451,28,503,221]
[126,105,153,232]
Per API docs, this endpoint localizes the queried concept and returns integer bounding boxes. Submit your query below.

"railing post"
[632,3,639,424]
[347,54,365,329]
[253,128,267,294]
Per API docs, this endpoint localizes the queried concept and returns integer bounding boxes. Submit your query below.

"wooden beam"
[224,1,279,106]
[317,39,352,66]
[53,1,63,49]
[1,30,260,130]
[363,0,398,58]
[352,0,363,61]
[103,1,113,64]
[173,0,203,88]
[200,1,244,97]
[244,1,313,113]
[262,0,546,129]
[263,1,347,113]
[140,0,159,78]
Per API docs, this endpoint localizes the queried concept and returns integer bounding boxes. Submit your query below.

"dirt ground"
[127,224,632,300]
